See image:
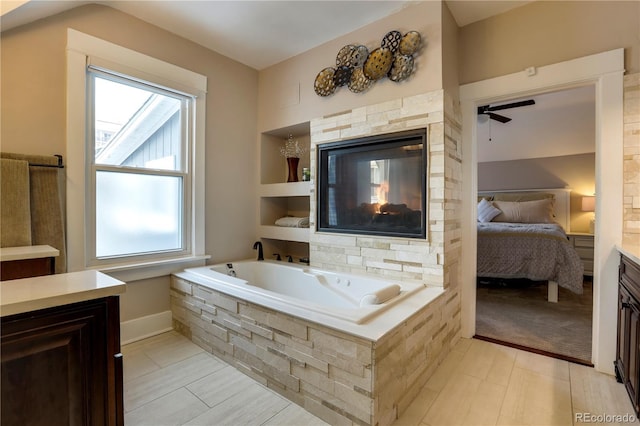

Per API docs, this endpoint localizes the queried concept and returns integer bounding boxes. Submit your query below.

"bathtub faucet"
[226,263,236,277]
[273,253,281,261]
[253,241,264,261]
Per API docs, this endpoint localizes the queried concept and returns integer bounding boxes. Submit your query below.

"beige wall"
[257,1,442,133]
[442,2,459,94]
[1,4,259,321]
[478,153,596,233]
[458,1,640,84]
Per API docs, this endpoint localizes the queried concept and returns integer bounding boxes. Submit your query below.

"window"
[88,71,191,260]
[66,29,207,274]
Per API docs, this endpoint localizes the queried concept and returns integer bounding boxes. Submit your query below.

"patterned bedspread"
[477,222,584,294]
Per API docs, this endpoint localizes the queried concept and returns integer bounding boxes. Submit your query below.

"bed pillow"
[477,198,502,223]
[492,198,555,223]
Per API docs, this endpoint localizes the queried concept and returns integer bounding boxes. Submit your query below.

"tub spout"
[253,241,264,261]
[286,255,293,263]
[226,263,236,277]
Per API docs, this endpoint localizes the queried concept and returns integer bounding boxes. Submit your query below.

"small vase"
[286,157,299,182]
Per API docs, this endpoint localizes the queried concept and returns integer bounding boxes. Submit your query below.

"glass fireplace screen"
[318,129,427,238]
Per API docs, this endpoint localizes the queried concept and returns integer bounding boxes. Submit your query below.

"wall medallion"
[314,30,422,97]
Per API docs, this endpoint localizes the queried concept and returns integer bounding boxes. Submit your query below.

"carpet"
[475,277,593,365]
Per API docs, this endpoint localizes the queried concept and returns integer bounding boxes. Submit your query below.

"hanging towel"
[1,153,67,273]
[29,163,67,273]
[1,158,32,247]
[275,216,310,228]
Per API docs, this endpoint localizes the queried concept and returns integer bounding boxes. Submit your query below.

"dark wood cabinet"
[0,256,56,280]
[0,245,59,281]
[1,296,123,426]
[616,254,640,416]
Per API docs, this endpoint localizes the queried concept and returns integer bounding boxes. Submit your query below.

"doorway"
[472,87,596,364]
[459,49,625,374]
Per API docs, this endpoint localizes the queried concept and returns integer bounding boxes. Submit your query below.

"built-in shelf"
[260,124,310,185]
[259,123,311,255]
[259,225,310,243]
[259,181,311,197]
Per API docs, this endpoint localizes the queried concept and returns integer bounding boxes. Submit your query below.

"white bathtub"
[180,260,427,324]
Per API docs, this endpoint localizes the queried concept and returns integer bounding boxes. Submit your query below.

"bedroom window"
[88,70,191,260]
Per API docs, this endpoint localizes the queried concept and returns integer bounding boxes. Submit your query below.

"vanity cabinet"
[259,123,311,259]
[1,272,124,426]
[616,253,640,416]
[0,245,59,280]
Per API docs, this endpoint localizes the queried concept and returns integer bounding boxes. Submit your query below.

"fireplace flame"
[375,181,389,213]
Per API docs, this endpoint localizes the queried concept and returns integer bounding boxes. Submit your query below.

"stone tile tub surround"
[170,270,455,426]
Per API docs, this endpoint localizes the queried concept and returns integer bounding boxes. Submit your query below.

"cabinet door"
[630,299,640,414]
[618,285,631,384]
[1,297,122,426]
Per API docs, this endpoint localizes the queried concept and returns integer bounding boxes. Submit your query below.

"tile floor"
[123,331,638,426]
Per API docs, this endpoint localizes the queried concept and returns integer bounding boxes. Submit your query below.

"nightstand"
[568,233,594,276]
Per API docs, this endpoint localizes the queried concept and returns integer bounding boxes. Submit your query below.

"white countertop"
[0,245,59,261]
[1,270,126,317]
[619,244,640,266]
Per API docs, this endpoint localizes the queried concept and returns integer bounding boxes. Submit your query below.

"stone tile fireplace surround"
[309,90,461,287]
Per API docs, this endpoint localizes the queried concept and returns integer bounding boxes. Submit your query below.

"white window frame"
[66,29,208,279]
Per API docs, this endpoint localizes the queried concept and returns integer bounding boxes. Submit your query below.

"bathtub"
[173,260,449,425]
[180,260,427,324]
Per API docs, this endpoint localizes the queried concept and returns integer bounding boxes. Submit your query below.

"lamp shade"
[581,196,595,212]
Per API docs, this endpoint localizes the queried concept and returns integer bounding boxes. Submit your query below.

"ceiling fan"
[477,99,536,123]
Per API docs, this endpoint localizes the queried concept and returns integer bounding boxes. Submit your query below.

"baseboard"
[120,310,173,345]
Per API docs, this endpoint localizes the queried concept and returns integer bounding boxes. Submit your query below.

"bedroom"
[472,85,596,365]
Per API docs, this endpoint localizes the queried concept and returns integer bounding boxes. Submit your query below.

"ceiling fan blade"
[487,99,535,112]
[488,112,511,123]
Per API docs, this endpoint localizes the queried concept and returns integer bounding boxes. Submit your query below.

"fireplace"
[317,129,427,238]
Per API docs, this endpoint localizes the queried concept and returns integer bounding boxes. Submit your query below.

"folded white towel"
[359,284,401,306]
[275,216,309,228]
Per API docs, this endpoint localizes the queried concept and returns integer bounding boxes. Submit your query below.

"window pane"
[94,76,182,171]
[96,171,182,258]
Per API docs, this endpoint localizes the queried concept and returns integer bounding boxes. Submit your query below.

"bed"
[476,188,584,302]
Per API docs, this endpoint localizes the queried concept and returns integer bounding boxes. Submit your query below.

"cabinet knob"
[622,301,633,309]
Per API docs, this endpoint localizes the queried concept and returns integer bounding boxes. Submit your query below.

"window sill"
[95,254,210,282]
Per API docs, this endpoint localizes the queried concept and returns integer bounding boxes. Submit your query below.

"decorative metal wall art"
[314,30,422,97]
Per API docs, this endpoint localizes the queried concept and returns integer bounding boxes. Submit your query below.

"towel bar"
[27,154,64,169]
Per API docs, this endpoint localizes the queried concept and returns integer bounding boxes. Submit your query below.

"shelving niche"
[259,122,311,261]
